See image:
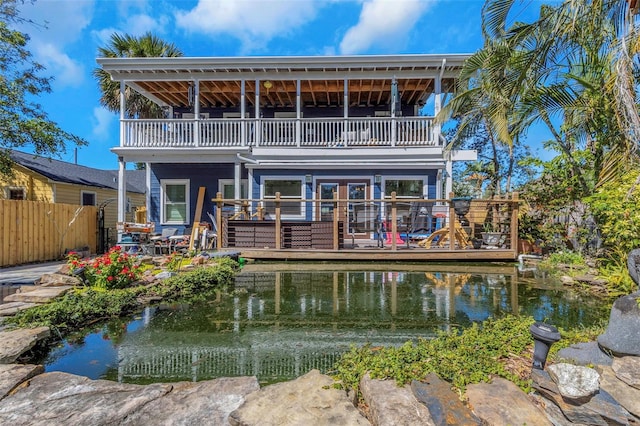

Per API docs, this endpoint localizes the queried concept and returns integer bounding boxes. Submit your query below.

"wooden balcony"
[121,116,436,149]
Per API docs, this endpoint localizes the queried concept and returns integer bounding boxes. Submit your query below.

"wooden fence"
[0,200,97,267]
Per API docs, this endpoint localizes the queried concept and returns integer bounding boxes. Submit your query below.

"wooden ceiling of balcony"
[134,78,456,108]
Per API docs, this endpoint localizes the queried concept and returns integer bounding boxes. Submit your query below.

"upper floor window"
[7,187,25,200]
[161,179,190,224]
[81,191,96,206]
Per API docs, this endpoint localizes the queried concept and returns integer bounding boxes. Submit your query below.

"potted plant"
[471,235,483,249]
[481,222,504,248]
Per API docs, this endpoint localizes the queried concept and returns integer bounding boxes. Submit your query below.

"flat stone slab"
[0,327,50,364]
[0,302,39,317]
[600,365,640,418]
[360,373,434,426]
[411,374,480,425]
[0,364,43,401]
[612,356,640,389]
[557,341,612,366]
[466,377,551,426]
[229,369,369,426]
[122,376,259,426]
[36,273,81,287]
[3,286,73,304]
[0,372,172,425]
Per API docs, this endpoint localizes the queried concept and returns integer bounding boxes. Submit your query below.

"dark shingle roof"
[9,150,145,194]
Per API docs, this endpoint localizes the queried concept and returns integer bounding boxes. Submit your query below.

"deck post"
[275,192,281,249]
[332,192,339,250]
[449,192,455,251]
[510,192,519,253]
[391,191,398,250]
[215,192,223,249]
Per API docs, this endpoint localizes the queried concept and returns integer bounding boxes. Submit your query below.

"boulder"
[229,369,368,426]
[532,368,634,425]
[3,286,74,304]
[36,273,81,287]
[600,365,640,419]
[0,364,43,401]
[628,248,640,288]
[121,376,259,426]
[360,373,434,426]
[611,356,640,389]
[597,291,640,356]
[0,327,50,364]
[556,341,612,366]
[0,372,172,425]
[547,363,600,402]
[466,377,551,426]
[410,374,480,425]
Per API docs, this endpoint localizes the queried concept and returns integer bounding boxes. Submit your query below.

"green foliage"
[544,251,586,267]
[333,316,535,395]
[586,170,640,258]
[6,288,140,330]
[6,258,239,333]
[68,247,141,290]
[333,315,606,398]
[596,251,636,296]
[0,0,86,177]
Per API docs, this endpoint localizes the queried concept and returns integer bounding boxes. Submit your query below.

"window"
[7,187,25,200]
[384,179,424,198]
[219,179,248,199]
[263,178,303,217]
[81,191,96,206]
[161,179,190,224]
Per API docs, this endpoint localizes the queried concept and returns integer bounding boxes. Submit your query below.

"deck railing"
[121,116,436,148]
[207,193,520,253]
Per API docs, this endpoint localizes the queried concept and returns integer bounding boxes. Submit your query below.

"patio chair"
[151,227,178,254]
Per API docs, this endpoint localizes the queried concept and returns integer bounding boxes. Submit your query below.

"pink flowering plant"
[67,246,141,290]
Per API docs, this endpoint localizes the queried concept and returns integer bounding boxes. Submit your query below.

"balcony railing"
[121,116,436,148]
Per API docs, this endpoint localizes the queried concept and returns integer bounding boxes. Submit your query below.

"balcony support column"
[119,81,125,147]
[193,80,200,147]
[241,79,246,146]
[255,79,261,146]
[343,79,348,146]
[117,156,126,224]
[234,160,242,214]
[296,79,301,147]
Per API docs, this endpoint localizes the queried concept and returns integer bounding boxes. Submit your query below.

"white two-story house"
[97,54,476,241]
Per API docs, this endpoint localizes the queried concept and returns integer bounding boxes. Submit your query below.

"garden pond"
[38,262,610,385]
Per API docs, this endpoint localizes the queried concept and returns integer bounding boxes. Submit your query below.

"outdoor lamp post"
[529,322,561,369]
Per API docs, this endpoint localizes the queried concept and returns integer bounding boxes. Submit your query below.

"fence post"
[449,192,455,251]
[215,192,223,249]
[275,192,281,249]
[333,191,339,250]
[511,192,519,253]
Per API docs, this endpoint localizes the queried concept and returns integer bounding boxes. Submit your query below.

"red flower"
[107,276,114,281]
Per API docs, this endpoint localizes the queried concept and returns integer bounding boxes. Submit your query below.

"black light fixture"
[530,322,561,369]
[451,197,472,226]
[72,266,88,286]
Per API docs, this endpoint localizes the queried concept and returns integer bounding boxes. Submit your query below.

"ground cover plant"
[6,257,239,333]
[332,315,605,399]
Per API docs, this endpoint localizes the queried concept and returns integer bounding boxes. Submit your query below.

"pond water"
[39,263,609,385]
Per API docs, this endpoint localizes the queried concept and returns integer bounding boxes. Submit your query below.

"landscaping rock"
[532,368,634,425]
[573,274,608,287]
[3,286,74,304]
[560,275,574,285]
[466,377,551,426]
[0,302,39,317]
[600,365,640,419]
[36,273,81,287]
[360,373,434,426]
[0,327,50,364]
[0,372,172,425]
[0,364,43,401]
[556,341,612,366]
[154,271,177,280]
[229,369,368,426]
[628,248,640,288]
[611,356,640,389]
[597,291,640,356]
[121,376,259,426]
[547,363,600,402]
[410,374,480,425]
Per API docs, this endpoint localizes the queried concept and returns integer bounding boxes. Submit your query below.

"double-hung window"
[161,179,190,224]
[263,178,304,218]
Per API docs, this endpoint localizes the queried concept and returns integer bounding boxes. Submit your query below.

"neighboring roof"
[9,150,146,194]
[97,53,472,109]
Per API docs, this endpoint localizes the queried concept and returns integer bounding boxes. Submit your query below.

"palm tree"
[93,33,183,119]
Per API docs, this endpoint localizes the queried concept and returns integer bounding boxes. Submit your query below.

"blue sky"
[16,0,550,170]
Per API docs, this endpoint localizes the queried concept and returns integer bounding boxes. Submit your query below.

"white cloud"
[92,107,115,141]
[33,43,85,88]
[175,0,320,52]
[339,0,433,54]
